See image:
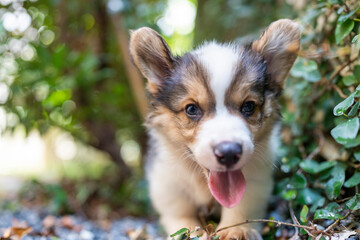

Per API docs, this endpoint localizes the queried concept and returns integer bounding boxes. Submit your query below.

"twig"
[333,84,348,98]
[336,196,354,203]
[214,219,315,234]
[348,163,360,168]
[313,56,358,100]
[289,203,315,238]
[323,211,352,234]
[289,204,300,240]
[328,56,358,82]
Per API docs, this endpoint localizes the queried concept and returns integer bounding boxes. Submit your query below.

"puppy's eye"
[240,101,256,116]
[185,104,200,117]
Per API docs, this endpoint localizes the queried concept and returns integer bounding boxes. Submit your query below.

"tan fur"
[252,19,300,90]
[130,19,300,240]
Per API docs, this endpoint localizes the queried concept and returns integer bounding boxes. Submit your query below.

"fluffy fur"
[130,19,300,240]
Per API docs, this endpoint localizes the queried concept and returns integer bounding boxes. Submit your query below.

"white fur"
[195,42,240,111]
[192,111,254,171]
[191,43,254,172]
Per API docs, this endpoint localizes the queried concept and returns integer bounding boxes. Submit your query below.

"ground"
[0,206,163,240]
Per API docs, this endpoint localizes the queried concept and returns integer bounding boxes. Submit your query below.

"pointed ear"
[252,19,300,92]
[129,27,175,94]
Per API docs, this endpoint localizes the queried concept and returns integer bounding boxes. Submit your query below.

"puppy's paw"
[215,227,262,240]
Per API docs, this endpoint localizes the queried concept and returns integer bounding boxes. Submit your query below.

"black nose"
[213,142,242,168]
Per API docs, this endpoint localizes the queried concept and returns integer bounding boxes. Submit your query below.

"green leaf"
[290,58,321,82]
[309,197,325,212]
[325,165,346,200]
[342,75,356,86]
[299,159,336,174]
[331,117,359,140]
[345,194,360,210]
[354,150,360,162]
[42,89,72,109]
[354,65,360,81]
[338,6,360,23]
[300,205,309,223]
[281,189,297,200]
[344,172,360,188]
[335,134,360,148]
[348,101,360,117]
[281,157,300,173]
[170,228,189,238]
[298,188,322,205]
[333,94,354,116]
[335,19,354,44]
[288,173,307,189]
[314,209,343,220]
[324,202,340,212]
[212,236,220,240]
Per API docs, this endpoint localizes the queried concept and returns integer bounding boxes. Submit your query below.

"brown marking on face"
[147,54,216,145]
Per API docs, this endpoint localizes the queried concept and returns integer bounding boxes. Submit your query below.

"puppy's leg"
[149,175,202,236]
[158,198,201,236]
[216,179,273,240]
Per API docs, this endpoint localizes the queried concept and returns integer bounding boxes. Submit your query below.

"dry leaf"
[1,227,33,240]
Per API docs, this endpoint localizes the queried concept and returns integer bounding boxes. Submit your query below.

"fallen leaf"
[324,231,357,240]
[1,226,33,240]
[12,227,33,239]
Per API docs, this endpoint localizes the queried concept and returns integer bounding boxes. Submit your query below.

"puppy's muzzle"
[213,141,242,168]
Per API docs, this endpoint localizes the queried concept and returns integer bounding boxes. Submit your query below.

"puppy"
[130,19,300,240]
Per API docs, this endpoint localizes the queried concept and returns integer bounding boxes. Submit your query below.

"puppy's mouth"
[208,169,246,208]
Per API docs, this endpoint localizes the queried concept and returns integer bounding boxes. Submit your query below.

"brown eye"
[185,104,200,117]
[240,101,256,116]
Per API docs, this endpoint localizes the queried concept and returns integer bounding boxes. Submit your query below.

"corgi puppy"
[130,19,300,240]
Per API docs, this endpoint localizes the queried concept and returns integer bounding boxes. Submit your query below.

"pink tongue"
[208,169,246,208]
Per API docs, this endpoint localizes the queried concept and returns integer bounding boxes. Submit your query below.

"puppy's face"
[130,20,300,207]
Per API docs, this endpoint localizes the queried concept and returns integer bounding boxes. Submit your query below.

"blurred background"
[0,0,360,238]
[0,0,297,216]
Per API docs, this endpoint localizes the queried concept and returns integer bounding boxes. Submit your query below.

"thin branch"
[323,211,352,234]
[348,163,360,168]
[214,219,315,234]
[289,203,315,238]
[328,56,358,82]
[313,56,358,100]
[336,196,354,203]
[333,84,348,98]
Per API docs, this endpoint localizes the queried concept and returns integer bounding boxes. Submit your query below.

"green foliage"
[345,194,360,210]
[169,227,205,240]
[277,0,360,237]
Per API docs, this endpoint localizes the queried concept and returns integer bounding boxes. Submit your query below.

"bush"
[276,0,360,237]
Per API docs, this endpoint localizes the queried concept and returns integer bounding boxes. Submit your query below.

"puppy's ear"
[252,19,300,93]
[130,27,175,94]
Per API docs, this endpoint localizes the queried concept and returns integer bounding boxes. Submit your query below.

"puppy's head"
[130,20,300,208]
